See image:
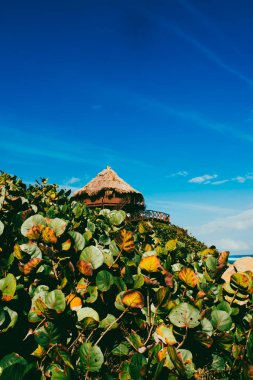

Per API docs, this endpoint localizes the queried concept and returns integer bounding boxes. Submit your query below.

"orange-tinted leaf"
[156,324,177,345]
[116,229,135,252]
[70,296,82,311]
[139,255,161,273]
[23,258,42,275]
[218,251,229,266]
[230,272,251,291]
[122,290,144,309]
[77,260,93,276]
[162,269,174,288]
[66,294,76,304]
[62,238,71,251]
[26,224,44,240]
[178,267,197,288]
[41,227,57,244]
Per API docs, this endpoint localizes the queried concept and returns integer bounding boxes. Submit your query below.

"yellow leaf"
[26,224,44,240]
[13,244,22,260]
[116,229,135,252]
[178,267,197,288]
[139,255,161,273]
[62,238,71,251]
[199,248,215,256]
[32,345,46,358]
[122,290,144,309]
[156,324,177,345]
[165,240,177,252]
[157,347,174,369]
[41,227,57,244]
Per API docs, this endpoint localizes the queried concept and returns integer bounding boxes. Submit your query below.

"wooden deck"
[127,209,170,224]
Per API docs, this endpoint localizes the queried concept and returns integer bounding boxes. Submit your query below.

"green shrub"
[0,172,253,379]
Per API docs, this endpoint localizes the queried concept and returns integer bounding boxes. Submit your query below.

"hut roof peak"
[72,167,142,198]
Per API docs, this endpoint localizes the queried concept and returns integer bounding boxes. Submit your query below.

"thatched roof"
[72,167,143,198]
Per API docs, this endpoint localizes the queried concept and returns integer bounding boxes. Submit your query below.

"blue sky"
[1,0,253,254]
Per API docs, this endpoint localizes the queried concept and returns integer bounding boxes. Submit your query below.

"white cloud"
[197,209,253,236]
[211,179,230,185]
[153,200,234,213]
[167,170,188,178]
[66,177,81,185]
[213,239,252,251]
[189,174,218,184]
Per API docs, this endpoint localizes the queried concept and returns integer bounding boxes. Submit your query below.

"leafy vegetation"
[0,171,253,379]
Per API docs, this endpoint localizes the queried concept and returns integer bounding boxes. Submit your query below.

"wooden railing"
[127,210,170,224]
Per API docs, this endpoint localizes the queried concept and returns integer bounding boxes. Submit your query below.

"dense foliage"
[0,172,253,379]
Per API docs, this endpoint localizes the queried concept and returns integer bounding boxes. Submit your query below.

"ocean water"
[228,254,253,263]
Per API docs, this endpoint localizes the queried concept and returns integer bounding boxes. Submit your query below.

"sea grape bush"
[0,172,253,379]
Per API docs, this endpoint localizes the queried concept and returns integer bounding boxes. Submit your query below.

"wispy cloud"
[153,200,234,214]
[211,173,253,185]
[167,170,188,178]
[189,174,218,184]
[199,209,253,234]
[65,177,81,185]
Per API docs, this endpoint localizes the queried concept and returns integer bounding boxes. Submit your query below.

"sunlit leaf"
[115,229,135,252]
[99,314,118,330]
[61,238,71,251]
[21,214,46,238]
[80,246,104,269]
[122,290,144,309]
[178,267,197,288]
[139,255,161,273]
[41,227,57,244]
[169,303,200,328]
[0,220,4,236]
[47,218,67,237]
[0,273,16,301]
[155,324,177,345]
[165,240,177,252]
[22,258,42,275]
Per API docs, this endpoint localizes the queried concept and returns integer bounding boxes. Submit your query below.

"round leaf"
[0,220,4,236]
[211,310,233,332]
[80,246,104,269]
[122,290,144,309]
[79,343,104,373]
[0,274,16,302]
[169,303,200,328]
[96,270,114,292]
[21,214,46,238]
[178,268,197,288]
[139,255,161,273]
[68,231,85,252]
[45,290,66,313]
[47,218,67,237]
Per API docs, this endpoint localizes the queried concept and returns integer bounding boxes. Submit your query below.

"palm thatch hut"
[72,167,145,212]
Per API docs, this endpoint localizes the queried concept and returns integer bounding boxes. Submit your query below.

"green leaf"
[47,218,67,237]
[34,322,61,348]
[133,274,145,289]
[79,342,104,373]
[20,242,42,258]
[0,353,27,380]
[0,220,4,236]
[109,240,120,257]
[0,273,16,301]
[165,240,177,252]
[247,331,253,364]
[108,210,126,226]
[96,270,114,292]
[112,342,130,356]
[211,354,225,371]
[169,303,200,328]
[99,314,118,330]
[77,307,99,328]
[1,307,18,332]
[129,353,147,380]
[68,231,85,252]
[211,310,233,332]
[80,246,104,269]
[85,286,98,303]
[46,364,72,380]
[45,290,66,313]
